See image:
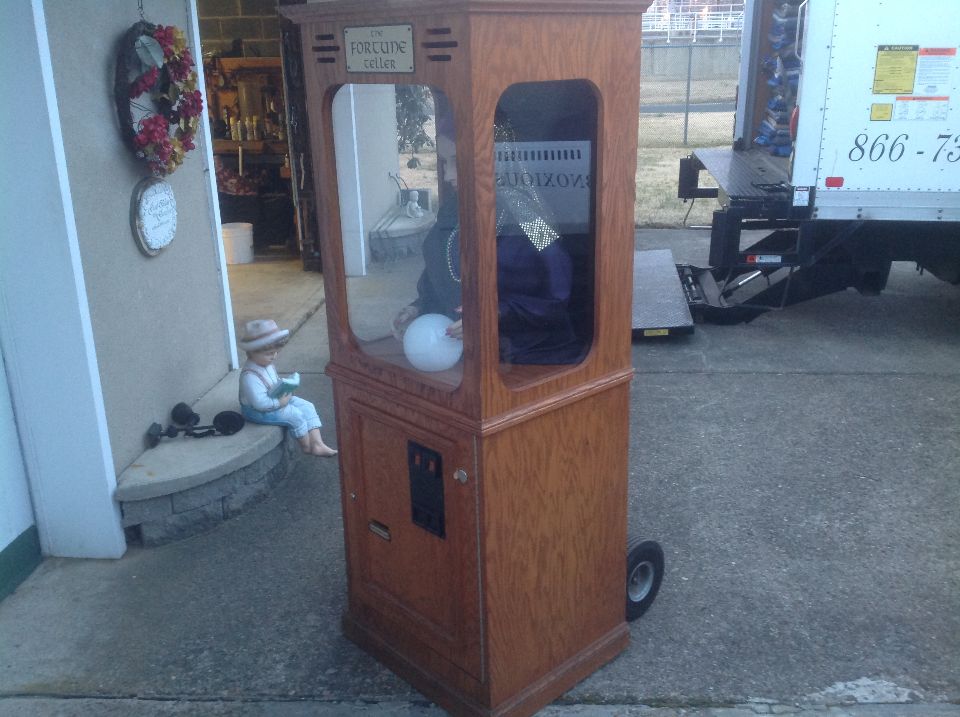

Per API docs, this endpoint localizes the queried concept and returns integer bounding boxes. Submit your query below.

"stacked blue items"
[766,56,786,87]
[770,17,797,32]
[755,118,792,145]
[766,57,800,90]
[766,106,790,125]
[767,94,788,112]
[768,19,796,53]
[756,2,803,157]
[781,54,801,90]
[760,54,779,77]
[772,1,803,24]
[753,116,791,152]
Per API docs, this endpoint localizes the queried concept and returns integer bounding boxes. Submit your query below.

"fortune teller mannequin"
[238,319,337,457]
[392,111,584,365]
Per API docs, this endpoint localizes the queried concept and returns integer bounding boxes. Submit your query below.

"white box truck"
[652,0,960,326]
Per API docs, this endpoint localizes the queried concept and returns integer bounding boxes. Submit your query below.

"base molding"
[344,612,629,717]
[0,525,41,602]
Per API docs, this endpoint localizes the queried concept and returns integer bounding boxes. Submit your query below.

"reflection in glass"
[494,80,596,379]
[333,84,462,389]
[333,81,595,391]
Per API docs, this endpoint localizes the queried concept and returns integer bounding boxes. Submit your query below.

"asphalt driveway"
[0,229,957,715]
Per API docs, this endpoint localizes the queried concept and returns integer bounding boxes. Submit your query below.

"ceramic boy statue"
[238,319,337,457]
[405,190,424,219]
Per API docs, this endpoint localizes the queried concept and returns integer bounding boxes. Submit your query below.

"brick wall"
[197,0,281,57]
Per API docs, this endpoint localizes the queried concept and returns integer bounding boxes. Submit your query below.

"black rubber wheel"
[625,537,664,622]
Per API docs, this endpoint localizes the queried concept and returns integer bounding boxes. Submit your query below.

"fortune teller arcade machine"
[282,1,663,715]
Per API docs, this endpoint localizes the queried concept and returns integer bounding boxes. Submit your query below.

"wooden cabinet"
[332,372,631,713]
[337,381,483,682]
[283,2,652,714]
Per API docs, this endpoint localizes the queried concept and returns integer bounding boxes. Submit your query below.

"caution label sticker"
[873,45,920,94]
[870,103,894,121]
[894,96,950,121]
[914,47,956,95]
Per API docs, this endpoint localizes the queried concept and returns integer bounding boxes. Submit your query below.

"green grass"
[634,112,731,227]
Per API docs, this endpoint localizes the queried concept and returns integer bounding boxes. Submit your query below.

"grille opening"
[426,27,452,35]
[423,41,458,49]
[315,33,335,41]
[312,45,340,52]
[317,57,336,64]
[427,55,452,62]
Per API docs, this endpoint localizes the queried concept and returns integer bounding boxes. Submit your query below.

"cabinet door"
[343,400,482,679]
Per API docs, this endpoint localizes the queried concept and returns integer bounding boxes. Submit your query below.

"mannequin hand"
[278,394,292,408]
[445,319,463,339]
[446,306,463,341]
[445,309,463,339]
[392,305,420,340]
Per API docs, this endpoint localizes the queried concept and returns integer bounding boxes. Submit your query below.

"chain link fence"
[639,42,739,148]
[635,42,739,226]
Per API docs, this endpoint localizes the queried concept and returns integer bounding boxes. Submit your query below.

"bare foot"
[309,439,338,457]
[310,446,338,457]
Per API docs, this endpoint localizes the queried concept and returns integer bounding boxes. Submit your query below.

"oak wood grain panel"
[337,386,483,679]
[464,13,642,419]
[298,13,483,420]
[480,384,630,704]
[344,612,489,710]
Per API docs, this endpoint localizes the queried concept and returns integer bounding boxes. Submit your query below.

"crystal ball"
[402,313,463,372]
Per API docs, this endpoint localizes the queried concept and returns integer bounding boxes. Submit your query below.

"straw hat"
[239,319,289,352]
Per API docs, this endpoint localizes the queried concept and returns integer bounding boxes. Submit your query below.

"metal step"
[632,249,695,337]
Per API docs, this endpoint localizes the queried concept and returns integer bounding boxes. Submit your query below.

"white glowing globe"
[403,313,463,372]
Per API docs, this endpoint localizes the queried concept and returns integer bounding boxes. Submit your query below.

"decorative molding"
[282,0,652,23]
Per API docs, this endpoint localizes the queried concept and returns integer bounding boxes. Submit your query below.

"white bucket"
[222,222,254,264]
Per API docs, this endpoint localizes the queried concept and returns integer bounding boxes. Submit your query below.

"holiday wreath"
[115,21,203,176]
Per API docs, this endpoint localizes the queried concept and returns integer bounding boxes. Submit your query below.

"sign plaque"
[344,25,414,73]
[130,177,177,256]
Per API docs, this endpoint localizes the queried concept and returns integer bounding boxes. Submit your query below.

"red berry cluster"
[175,89,204,122]
[124,23,202,176]
[154,25,176,59]
[134,114,170,149]
[167,47,194,82]
[129,66,159,98]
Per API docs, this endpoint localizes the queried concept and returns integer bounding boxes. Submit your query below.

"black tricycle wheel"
[625,536,664,621]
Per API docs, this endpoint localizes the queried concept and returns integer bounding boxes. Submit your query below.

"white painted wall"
[332,84,401,276]
[0,350,33,552]
[0,0,126,558]
[42,0,233,472]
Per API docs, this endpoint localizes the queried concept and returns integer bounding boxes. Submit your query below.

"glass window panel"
[333,84,462,389]
[494,80,596,384]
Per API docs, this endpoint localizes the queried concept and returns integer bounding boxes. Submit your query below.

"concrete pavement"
[1,230,957,716]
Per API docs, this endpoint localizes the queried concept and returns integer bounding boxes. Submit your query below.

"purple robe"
[413,199,584,364]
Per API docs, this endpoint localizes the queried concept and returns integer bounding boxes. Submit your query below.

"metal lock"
[453,468,468,485]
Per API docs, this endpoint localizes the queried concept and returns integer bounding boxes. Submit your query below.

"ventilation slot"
[313,36,340,65]
[425,27,457,62]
